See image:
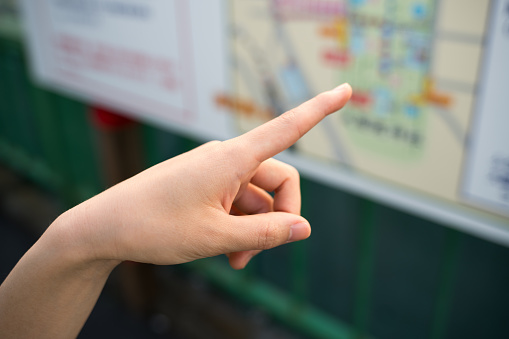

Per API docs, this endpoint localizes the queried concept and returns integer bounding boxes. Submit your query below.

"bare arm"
[0,213,120,338]
[0,84,352,338]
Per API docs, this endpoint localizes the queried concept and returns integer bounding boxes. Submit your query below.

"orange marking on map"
[215,94,273,120]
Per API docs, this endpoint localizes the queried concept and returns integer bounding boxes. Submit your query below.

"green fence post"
[429,229,462,339]
[10,45,38,158]
[29,86,64,190]
[0,39,10,144]
[2,41,23,150]
[353,198,377,339]
[57,98,101,201]
[141,124,161,168]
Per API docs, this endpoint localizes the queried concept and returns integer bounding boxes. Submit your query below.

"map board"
[21,0,509,245]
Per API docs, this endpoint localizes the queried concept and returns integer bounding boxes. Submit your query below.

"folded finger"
[228,250,262,270]
[251,158,301,214]
[233,183,273,215]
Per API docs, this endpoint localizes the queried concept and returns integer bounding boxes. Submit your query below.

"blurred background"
[1,1,509,338]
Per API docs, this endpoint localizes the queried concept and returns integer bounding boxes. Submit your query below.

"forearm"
[0,212,120,339]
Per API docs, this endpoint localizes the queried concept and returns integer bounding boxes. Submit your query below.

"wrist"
[0,206,121,339]
[45,207,121,275]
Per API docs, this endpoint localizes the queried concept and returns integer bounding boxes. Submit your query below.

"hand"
[0,84,352,339]
[58,83,352,269]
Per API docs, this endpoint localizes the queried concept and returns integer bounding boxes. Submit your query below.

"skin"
[0,83,352,338]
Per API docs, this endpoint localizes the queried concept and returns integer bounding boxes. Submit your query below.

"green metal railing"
[2,26,509,339]
[0,37,102,206]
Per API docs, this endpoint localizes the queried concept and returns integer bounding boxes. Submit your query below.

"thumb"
[226,212,311,252]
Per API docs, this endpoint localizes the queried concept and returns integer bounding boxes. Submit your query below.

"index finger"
[235,83,352,163]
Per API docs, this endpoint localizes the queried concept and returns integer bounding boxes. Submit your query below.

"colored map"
[224,0,492,205]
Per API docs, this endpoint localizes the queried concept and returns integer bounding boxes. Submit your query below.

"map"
[223,0,505,213]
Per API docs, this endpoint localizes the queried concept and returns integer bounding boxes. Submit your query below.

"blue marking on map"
[404,104,420,118]
[382,24,394,38]
[412,3,427,20]
[351,28,366,56]
[379,57,392,74]
[373,88,393,116]
[280,66,309,103]
[350,0,367,7]
[405,32,430,70]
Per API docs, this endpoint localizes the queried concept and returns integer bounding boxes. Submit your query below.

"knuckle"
[204,140,238,164]
[279,109,303,137]
[219,139,245,160]
[258,221,281,250]
[277,162,299,186]
[281,108,298,123]
[271,158,300,180]
[286,164,300,180]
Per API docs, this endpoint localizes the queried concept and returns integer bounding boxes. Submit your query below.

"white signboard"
[462,0,509,217]
[21,0,509,246]
[21,0,231,139]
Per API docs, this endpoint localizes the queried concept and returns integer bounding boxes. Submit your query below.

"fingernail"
[333,83,350,92]
[288,222,310,242]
